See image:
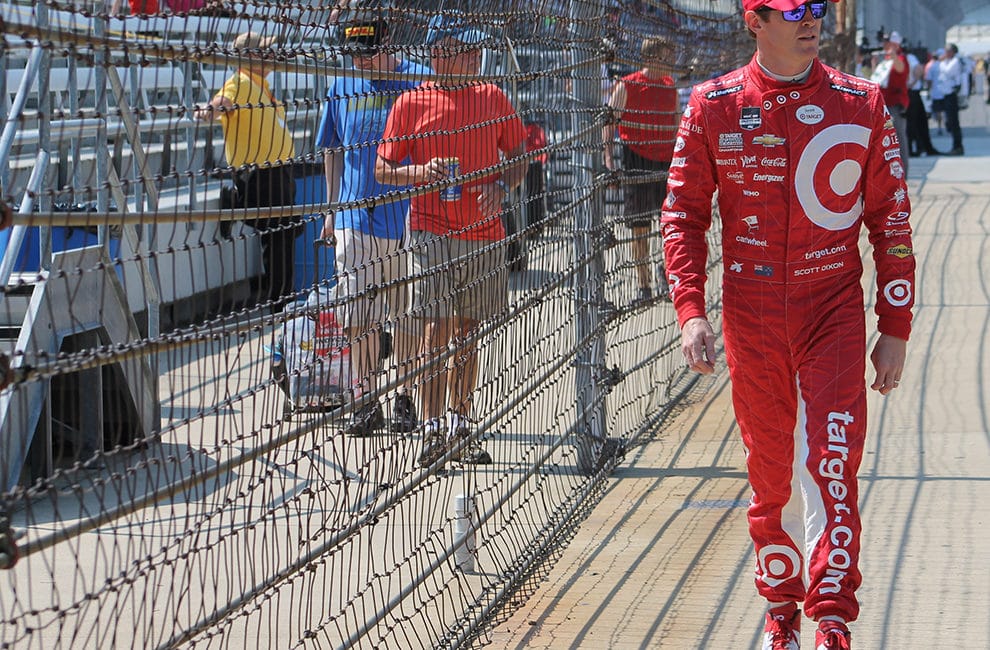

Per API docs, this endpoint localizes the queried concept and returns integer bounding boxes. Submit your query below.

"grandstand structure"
[0,1,842,647]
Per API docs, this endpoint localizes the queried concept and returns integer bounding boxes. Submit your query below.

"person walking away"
[315,2,432,436]
[602,37,679,304]
[662,1,915,648]
[196,31,298,304]
[375,11,526,467]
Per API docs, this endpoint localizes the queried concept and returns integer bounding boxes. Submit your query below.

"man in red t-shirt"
[872,31,910,170]
[375,11,526,467]
[603,37,679,304]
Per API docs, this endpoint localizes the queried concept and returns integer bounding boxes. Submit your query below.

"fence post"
[453,494,478,573]
[570,0,609,475]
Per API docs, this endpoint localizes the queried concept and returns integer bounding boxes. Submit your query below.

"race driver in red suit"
[661,1,914,649]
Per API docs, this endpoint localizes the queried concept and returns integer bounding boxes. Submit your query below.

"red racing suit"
[662,57,915,622]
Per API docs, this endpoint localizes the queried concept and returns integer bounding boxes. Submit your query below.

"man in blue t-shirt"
[315,9,431,437]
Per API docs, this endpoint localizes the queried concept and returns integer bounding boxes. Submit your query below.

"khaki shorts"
[332,228,413,331]
[409,230,508,322]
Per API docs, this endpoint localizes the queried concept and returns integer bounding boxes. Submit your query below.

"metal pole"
[0,151,51,288]
[453,494,479,573]
[0,45,44,179]
[570,0,608,474]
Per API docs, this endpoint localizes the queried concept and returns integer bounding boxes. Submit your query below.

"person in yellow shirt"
[196,31,298,304]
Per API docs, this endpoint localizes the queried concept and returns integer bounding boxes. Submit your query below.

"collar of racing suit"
[746,55,825,94]
[756,58,813,84]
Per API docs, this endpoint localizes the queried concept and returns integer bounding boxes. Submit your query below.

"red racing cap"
[742,0,839,11]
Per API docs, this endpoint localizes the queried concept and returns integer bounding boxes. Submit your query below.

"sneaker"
[815,620,851,650]
[448,414,493,465]
[947,147,965,156]
[762,603,801,650]
[458,444,493,465]
[417,420,448,468]
[342,401,385,437]
[390,393,418,433]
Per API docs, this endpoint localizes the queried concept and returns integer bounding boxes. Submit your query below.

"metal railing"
[0,1,748,647]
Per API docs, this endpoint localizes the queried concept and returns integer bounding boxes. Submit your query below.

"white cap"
[887,31,903,45]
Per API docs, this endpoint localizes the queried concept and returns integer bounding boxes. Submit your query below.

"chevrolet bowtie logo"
[752,134,786,147]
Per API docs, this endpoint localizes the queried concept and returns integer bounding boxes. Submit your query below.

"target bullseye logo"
[757,544,802,587]
[884,279,912,307]
[796,124,871,231]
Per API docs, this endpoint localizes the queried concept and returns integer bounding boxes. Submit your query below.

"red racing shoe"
[815,620,851,650]
[762,602,801,650]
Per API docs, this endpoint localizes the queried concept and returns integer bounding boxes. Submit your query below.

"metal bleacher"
[0,1,334,488]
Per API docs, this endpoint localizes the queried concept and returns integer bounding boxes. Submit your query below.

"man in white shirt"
[935,44,966,155]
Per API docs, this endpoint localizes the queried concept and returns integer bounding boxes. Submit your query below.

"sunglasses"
[756,1,828,22]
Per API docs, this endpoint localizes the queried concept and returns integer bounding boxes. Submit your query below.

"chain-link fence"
[0,1,846,647]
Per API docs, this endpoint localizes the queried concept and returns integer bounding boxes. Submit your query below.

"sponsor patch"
[885,211,910,225]
[730,261,743,273]
[742,155,758,168]
[754,265,774,277]
[752,134,786,147]
[742,215,759,231]
[719,133,744,152]
[884,279,912,306]
[716,157,738,166]
[889,161,904,179]
[884,149,901,160]
[735,235,768,247]
[830,83,867,97]
[753,173,785,182]
[740,107,762,131]
[705,84,744,99]
[674,136,686,152]
[887,244,913,258]
[762,156,787,168]
[727,171,745,184]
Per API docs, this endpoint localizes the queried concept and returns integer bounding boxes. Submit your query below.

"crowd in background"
[856,31,987,157]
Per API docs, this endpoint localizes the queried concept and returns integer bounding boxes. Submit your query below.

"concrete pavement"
[489,98,990,648]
